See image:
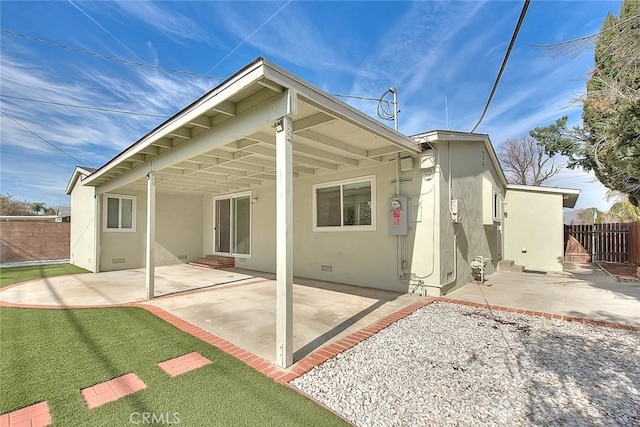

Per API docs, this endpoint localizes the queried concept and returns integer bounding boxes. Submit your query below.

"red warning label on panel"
[393,209,400,226]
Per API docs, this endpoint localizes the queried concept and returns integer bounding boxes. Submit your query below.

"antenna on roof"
[445,96,449,130]
[377,87,399,131]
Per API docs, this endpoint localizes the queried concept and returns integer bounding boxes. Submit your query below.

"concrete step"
[189,256,235,269]
[510,264,525,273]
[497,260,514,272]
[187,262,215,270]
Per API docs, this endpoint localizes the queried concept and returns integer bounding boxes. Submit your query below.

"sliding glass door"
[214,192,251,256]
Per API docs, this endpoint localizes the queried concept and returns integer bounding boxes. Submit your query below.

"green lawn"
[0,263,89,288]
[0,267,347,426]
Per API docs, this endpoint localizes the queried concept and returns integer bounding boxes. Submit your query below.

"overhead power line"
[1,94,170,118]
[470,0,530,133]
[0,110,88,166]
[0,29,223,81]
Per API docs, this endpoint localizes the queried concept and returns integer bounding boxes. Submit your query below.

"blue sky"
[0,0,620,211]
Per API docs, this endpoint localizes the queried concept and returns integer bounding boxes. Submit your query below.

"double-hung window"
[313,175,376,231]
[104,194,136,231]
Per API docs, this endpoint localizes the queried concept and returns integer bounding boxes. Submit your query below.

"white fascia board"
[416,129,508,188]
[84,60,267,186]
[65,166,94,195]
[506,184,580,208]
[95,89,296,195]
[262,59,420,154]
[506,184,581,194]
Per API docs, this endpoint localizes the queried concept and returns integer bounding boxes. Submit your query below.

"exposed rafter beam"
[169,127,191,139]
[293,113,335,132]
[241,145,338,170]
[296,129,373,161]
[151,138,173,149]
[140,146,160,156]
[211,100,237,117]
[367,145,404,157]
[189,116,212,128]
[258,79,284,93]
[247,132,358,167]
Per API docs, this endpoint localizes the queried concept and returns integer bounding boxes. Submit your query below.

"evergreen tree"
[531,0,640,205]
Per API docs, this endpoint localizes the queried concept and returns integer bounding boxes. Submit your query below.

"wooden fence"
[630,221,640,264]
[565,221,640,264]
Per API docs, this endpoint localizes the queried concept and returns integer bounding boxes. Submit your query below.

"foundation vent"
[237,258,247,263]
[177,255,188,260]
[321,265,333,272]
[112,258,126,264]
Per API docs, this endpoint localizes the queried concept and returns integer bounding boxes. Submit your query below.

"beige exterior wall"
[205,162,418,291]
[503,188,564,272]
[200,139,507,295]
[437,141,505,295]
[70,178,97,272]
[99,192,203,271]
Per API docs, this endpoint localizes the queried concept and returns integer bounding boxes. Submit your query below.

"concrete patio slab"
[0,265,424,365]
[0,265,261,307]
[447,263,640,327]
[143,276,422,363]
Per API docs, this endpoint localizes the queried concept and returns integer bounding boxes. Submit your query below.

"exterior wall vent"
[321,265,333,272]
[481,150,486,166]
[112,258,126,264]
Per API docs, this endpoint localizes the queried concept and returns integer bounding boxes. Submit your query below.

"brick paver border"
[157,352,212,377]
[0,401,51,427]
[80,373,146,409]
[437,297,640,331]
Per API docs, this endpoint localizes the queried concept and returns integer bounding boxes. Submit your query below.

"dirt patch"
[598,262,640,281]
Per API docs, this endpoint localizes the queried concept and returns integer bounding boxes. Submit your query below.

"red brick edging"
[437,297,640,332]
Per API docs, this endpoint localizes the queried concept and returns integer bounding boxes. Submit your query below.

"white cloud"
[110,1,223,46]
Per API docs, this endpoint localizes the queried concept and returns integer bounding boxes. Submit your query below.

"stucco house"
[66,58,578,366]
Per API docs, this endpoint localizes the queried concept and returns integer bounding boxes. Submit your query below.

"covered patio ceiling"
[82,57,421,195]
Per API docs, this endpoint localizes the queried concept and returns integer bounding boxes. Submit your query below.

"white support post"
[94,194,101,273]
[146,172,156,299]
[275,115,293,368]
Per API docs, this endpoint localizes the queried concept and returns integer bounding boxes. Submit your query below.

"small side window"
[104,194,136,231]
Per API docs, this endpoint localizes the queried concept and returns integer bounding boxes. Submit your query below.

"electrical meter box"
[389,195,408,235]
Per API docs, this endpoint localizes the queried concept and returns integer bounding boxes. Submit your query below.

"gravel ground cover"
[291,302,640,426]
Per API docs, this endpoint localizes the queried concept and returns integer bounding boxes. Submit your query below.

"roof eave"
[506,184,581,208]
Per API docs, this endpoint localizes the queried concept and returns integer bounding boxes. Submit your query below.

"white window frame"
[103,194,136,232]
[312,175,376,232]
[212,190,252,258]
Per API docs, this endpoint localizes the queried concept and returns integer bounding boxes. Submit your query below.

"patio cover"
[79,57,421,367]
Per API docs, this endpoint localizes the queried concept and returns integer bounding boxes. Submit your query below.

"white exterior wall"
[503,189,564,272]
[100,192,203,271]
[70,177,97,272]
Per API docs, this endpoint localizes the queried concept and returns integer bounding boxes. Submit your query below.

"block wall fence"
[0,221,70,263]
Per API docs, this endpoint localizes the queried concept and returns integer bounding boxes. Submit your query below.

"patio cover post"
[94,194,101,272]
[275,115,293,368]
[145,171,156,299]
